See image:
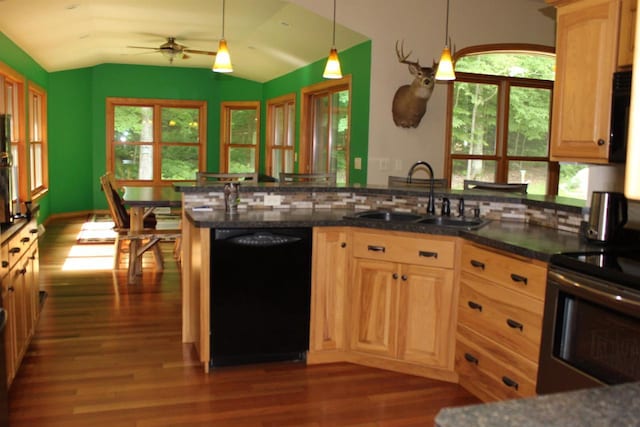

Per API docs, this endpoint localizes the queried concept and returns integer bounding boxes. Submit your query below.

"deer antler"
[395,40,421,67]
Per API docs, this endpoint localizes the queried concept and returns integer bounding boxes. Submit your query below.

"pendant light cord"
[221,0,226,39]
[332,0,337,47]
[444,0,450,46]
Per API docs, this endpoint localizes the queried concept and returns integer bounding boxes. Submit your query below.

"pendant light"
[213,0,233,73]
[323,0,343,79]
[435,0,455,81]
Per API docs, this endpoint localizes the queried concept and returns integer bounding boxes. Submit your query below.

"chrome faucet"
[406,160,436,215]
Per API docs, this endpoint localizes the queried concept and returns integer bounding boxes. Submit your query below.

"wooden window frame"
[28,81,48,200]
[265,93,296,178]
[220,101,261,174]
[106,97,207,185]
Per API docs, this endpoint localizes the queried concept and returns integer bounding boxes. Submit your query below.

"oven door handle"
[549,270,640,311]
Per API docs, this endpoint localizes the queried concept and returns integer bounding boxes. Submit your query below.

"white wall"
[289,0,556,184]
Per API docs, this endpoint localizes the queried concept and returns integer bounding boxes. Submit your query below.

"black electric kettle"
[586,191,628,243]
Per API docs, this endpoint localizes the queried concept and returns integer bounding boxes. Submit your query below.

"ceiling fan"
[127,37,217,64]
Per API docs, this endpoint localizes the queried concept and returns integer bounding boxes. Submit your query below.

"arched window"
[444,44,585,197]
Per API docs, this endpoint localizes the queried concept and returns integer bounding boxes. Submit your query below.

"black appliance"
[0,308,8,426]
[209,228,312,367]
[0,114,13,224]
[609,70,631,163]
[537,249,640,394]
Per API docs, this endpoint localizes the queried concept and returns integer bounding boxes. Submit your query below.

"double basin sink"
[343,210,489,230]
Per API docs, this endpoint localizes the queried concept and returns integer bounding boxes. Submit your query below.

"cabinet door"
[309,228,349,353]
[550,0,620,162]
[25,245,39,337]
[1,281,16,386]
[350,258,398,358]
[396,264,455,369]
[618,0,637,67]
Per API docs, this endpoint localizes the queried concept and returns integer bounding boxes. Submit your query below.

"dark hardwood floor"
[8,216,479,426]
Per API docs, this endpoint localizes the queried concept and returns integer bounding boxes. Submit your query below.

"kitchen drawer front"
[352,231,455,268]
[461,243,547,300]
[456,325,537,401]
[0,242,8,280]
[458,273,544,362]
[7,220,38,267]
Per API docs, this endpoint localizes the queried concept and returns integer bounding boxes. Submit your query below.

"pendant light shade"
[323,0,343,79]
[213,0,233,73]
[435,0,455,81]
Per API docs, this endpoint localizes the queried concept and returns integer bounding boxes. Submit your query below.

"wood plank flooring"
[8,217,479,426]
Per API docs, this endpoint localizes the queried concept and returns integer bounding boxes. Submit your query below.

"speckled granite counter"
[435,382,640,427]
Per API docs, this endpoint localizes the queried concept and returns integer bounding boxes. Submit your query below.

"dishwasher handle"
[226,231,302,247]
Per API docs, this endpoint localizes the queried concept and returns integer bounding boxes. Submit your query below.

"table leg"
[128,206,144,284]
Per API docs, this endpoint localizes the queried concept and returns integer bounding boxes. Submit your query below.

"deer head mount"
[392,41,437,128]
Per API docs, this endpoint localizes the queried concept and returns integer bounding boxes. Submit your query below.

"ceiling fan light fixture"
[213,39,233,72]
[435,0,456,81]
[323,0,342,80]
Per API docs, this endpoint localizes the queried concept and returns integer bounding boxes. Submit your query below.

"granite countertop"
[435,382,640,427]
[186,208,600,261]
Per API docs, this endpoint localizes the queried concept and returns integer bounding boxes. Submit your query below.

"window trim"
[106,97,207,185]
[220,101,261,174]
[28,81,48,200]
[265,93,296,178]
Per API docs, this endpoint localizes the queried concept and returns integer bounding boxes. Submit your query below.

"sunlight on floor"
[62,244,115,271]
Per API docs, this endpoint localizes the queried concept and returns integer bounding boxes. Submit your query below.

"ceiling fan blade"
[127,46,161,51]
[183,49,217,56]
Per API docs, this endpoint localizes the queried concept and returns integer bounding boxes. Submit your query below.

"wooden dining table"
[122,186,182,284]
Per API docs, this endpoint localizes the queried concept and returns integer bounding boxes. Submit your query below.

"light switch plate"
[354,157,362,170]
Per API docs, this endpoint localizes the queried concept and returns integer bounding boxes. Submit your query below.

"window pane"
[274,105,284,147]
[507,87,551,157]
[161,107,200,143]
[286,103,295,147]
[230,109,257,145]
[451,82,498,155]
[312,95,329,173]
[114,144,154,180]
[161,145,199,180]
[456,52,555,80]
[229,147,256,173]
[114,106,153,142]
[451,159,497,189]
[331,90,349,184]
[31,93,42,142]
[508,160,547,195]
[559,163,589,199]
[30,143,42,189]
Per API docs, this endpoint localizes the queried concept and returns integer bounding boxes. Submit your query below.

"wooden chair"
[100,173,163,270]
[387,176,449,188]
[196,172,258,184]
[463,180,528,194]
[279,172,337,184]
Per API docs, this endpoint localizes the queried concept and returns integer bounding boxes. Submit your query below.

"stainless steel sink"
[345,210,423,222]
[415,216,489,229]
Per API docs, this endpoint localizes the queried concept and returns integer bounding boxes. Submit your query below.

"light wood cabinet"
[548,0,621,162]
[455,242,547,402]
[618,0,637,67]
[349,230,458,381]
[2,218,40,387]
[308,227,350,363]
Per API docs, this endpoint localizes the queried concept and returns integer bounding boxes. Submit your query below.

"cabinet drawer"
[461,243,547,300]
[352,231,455,268]
[458,273,543,362]
[456,325,538,401]
[7,221,37,267]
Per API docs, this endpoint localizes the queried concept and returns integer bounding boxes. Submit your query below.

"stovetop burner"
[551,248,640,292]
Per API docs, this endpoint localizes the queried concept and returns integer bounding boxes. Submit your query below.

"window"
[107,98,206,184]
[266,94,295,179]
[0,62,25,206]
[220,101,260,174]
[445,45,561,195]
[301,77,351,185]
[29,83,48,198]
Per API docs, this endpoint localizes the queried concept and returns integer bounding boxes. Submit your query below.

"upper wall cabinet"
[618,0,637,68]
[548,0,623,163]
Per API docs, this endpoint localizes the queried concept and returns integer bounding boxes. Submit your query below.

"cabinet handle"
[367,245,386,253]
[1,261,7,268]
[8,286,14,292]
[401,275,408,281]
[597,138,606,146]
[470,259,485,270]
[464,352,479,365]
[29,228,38,234]
[502,376,519,390]
[19,268,27,275]
[467,300,483,312]
[510,273,528,285]
[418,250,438,259]
[21,237,30,244]
[392,273,399,280]
[506,318,524,331]
[9,247,20,254]
[340,242,347,248]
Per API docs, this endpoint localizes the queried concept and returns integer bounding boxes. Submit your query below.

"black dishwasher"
[210,228,312,368]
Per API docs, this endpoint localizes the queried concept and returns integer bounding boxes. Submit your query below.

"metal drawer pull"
[418,250,438,259]
[340,242,347,248]
[510,273,528,285]
[470,259,485,270]
[21,237,30,244]
[506,318,524,331]
[392,273,399,280]
[502,376,519,390]
[9,247,20,254]
[29,228,38,234]
[467,301,483,312]
[464,352,479,365]
[367,245,386,253]
[1,261,7,268]
[401,275,408,281]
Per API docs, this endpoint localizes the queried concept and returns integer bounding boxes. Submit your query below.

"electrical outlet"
[264,194,282,206]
